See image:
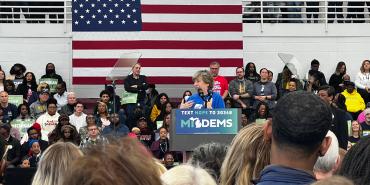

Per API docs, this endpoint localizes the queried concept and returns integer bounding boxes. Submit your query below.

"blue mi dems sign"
[175,109,238,134]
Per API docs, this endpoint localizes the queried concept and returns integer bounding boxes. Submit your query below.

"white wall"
[244,23,370,83]
[0,24,72,91]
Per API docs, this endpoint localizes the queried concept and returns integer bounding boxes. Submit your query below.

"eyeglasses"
[88,128,98,131]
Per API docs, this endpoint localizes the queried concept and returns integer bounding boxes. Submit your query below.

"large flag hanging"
[72,0,243,85]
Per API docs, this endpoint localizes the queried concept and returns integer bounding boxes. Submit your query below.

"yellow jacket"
[341,89,365,113]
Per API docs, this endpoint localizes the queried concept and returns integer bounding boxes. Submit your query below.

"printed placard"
[121,91,138,104]
[8,95,23,107]
[39,78,58,93]
[10,119,35,138]
[175,109,238,134]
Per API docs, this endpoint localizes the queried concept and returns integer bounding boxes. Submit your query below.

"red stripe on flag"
[73,77,192,84]
[73,58,244,67]
[141,5,241,14]
[142,23,242,32]
[73,76,235,85]
[72,40,243,50]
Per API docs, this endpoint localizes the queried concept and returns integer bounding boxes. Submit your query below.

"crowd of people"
[0,59,369,184]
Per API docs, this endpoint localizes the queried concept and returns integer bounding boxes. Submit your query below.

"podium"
[170,108,241,151]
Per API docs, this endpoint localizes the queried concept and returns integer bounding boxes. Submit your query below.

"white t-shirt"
[54,92,68,110]
[36,112,60,140]
[69,113,87,132]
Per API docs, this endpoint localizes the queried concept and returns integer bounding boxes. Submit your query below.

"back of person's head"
[188,142,228,182]
[272,91,332,157]
[338,136,370,185]
[161,164,217,185]
[220,124,270,185]
[32,142,83,185]
[153,158,167,176]
[311,175,354,185]
[63,137,162,185]
[314,131,340,178]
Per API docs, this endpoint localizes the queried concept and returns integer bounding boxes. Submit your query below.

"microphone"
[198,89,204,97]
[207,89,213,97]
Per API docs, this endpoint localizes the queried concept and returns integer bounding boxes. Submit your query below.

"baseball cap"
[40,88,50,95]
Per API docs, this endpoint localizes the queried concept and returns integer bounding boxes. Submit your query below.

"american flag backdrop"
[72,0,243,85]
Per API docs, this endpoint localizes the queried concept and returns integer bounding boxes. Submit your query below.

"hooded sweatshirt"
[341,89,365,113]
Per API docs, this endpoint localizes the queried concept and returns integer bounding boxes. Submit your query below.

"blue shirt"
[187,92,225,109]
[102,124,129,138]
[2,103,19,123]
[256,165,316,185]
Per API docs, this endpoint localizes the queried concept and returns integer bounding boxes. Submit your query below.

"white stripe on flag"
[73,50,243,59]
[72,32,243,41]
[142,14,241,23]
[73,67,237,77]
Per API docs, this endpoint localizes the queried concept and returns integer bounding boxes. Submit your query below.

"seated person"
[102,113,129,138]
[59,92,77,116]
[58,125,80,146]
[137,117,155,148]
[151,127,169,159]
[93,90,114,115]
[249,102,272,124]
[341,81,365,119]
[20,125,48,158]
[80,121,106,148]
[28,140,42,167]
[30,87,50,119]
[0,124,21,167]
[36,99,60,140]
[53,81,68,110]
[40,63,63,84]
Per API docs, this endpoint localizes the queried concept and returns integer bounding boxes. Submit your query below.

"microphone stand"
[112,80,116,114]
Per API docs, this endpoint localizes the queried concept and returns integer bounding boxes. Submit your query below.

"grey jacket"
[228,78,253,108]
[253,81,277,109]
